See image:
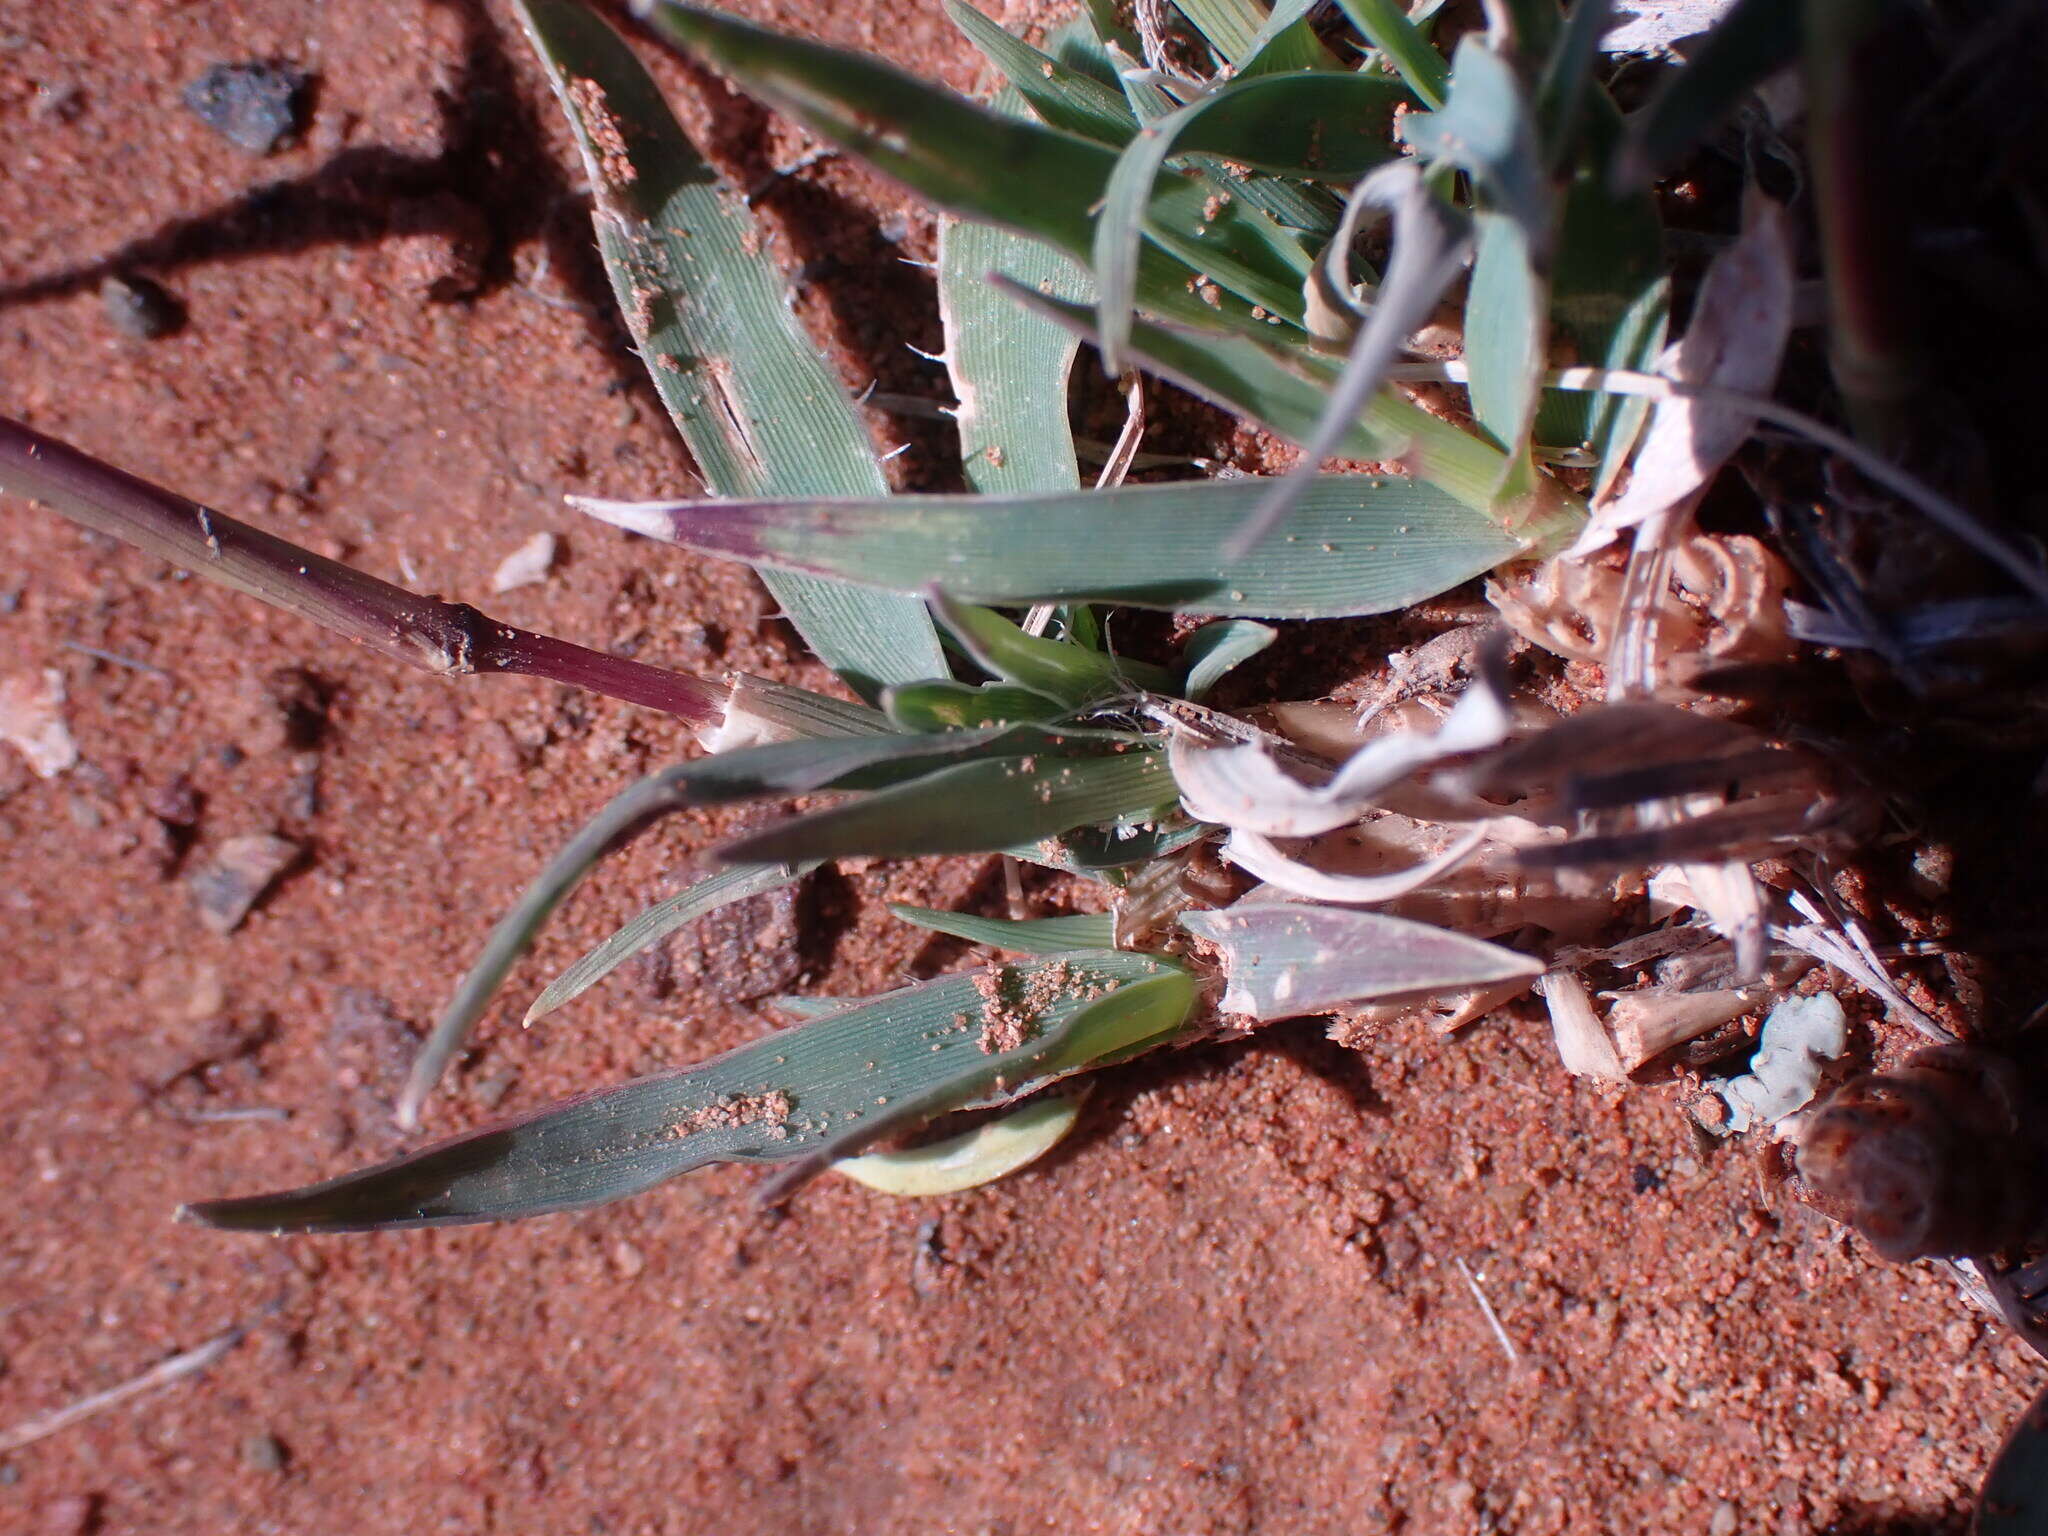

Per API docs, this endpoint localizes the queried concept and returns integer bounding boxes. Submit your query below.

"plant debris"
[0,668,77,778]
[490,531,558,593]
[1716,992,1847,1133]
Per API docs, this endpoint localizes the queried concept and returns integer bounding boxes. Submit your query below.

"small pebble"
[468,1068,518,1111]
[188,833,301,934]
[99,274,183,340]
[241,1431,287,1474]
[184,61,308,155]
[38,1494,98,1536]
[146,772,202,827]
[31,80,84,123]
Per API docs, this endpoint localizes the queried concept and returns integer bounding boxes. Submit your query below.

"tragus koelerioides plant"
[10,0,2048,1514]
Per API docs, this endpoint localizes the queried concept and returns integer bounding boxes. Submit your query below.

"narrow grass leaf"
[1533,178,1665,455]
[770,995,857,1020]
[1464,212,1547,467]
[525,861,814,1025]
[515,0,942,697]
[402,713,1120,1122]
[1407,34,1552,466]
[1180,619,1276,699]
[1237,0,1340,75]
[187,953,1176,1232]
[888,904,1118,954]
[1526,33,1667,456]
[639,0,1304,334]
[578,474,1520,620]
[1233,163,1474,555]
[1006,968,1198,1080]
[1587,276,1669,499]
[1533,0,1613,155]
[1169,76,1402,176]
[994,279,1551,524]
[1335,0,1451,107]
[1172,0,1267,62]
[936,95,1089,498]
[1399,36,1548,243]
[725,750,1177,863]
[780,966,1197,1199]
[884,680,1065,732]
[1095,71,1403,368]
[1180,904,1540,1020]
[938,223,1082,482]
[1052,7,1127,84]
[833,1093,1086,1195]
[944,1,1135,143]
[1040,816,1209,872]
[934,595,1172,700]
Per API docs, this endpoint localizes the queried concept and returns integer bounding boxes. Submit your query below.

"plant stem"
[1804,0,1920,450]
[0,413,726,726]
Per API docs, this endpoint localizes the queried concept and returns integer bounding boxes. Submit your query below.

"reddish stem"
[0,413,726,727]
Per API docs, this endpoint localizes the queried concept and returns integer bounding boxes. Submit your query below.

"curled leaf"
[1568,196,1795,557]
[1170,650,1511,836]
[834,1092,1087,1196]
[1222,824,1489,903]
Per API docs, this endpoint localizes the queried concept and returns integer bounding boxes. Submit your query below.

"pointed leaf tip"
[572,495,685,542]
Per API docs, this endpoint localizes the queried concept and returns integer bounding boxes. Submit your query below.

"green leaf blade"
[935,82,1091,499]
[934,595,1171,701]
[579,474,1525,619]
[514,0,944,697]
[944,1,1137,144]
[1094,71,1401,366]
[186,953,1179,1232]
[640,0,1305,336]
[888,904,1118,954]
[725,750,1178,863]
[525,861,814,1025]
[992,281,1583,541]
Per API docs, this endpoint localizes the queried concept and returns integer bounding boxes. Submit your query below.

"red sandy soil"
[0,2,2033,1532]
